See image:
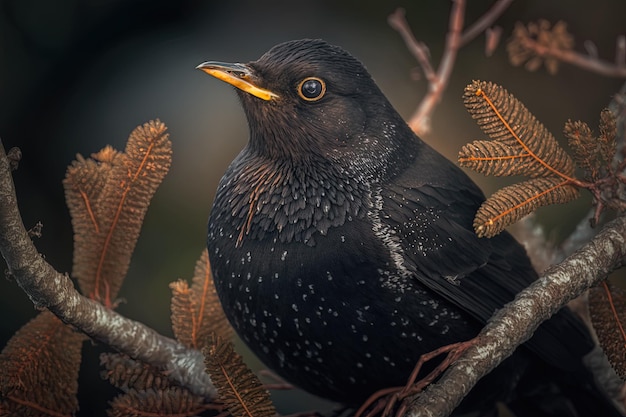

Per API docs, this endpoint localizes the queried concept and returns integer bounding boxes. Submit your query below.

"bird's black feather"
[382,142,595,372]
[202,39,622,416]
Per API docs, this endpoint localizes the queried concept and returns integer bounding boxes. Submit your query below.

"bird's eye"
[297,77,326,101]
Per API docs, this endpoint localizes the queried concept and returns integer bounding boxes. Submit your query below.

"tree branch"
[459,0,514,47]
[389,0,513,135]
[0,139,215,399]
[388,1,464,135]
[403,216,626,417]
[388,9,436,83]
[407,82,626,417]
[518,34,626,78]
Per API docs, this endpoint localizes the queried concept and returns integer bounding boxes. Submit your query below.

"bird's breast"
[206,165,476,402]
[210,156,372,246]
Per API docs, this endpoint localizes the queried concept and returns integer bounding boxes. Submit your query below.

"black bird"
[198,39,621,416]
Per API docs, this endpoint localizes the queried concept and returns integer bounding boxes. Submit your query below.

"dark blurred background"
[1,0,625,415]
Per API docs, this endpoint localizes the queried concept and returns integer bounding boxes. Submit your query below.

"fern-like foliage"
[507,20,574,75]
[461,81,575,177]
[100,353,172,392]
[204,336,276,417]
[0,120,175,416]
[564,108,617,182]
[589,282,626,380]
[63,120,172,305]
[107,387,213,417]
[102,353,214,417]
[564,120,599,180]
[170,249,233,350]
[459,140,535,177]
[460,80,580,237]
[102,249,236,416]
[0,311,86,416]
[599,109,617,165]
[474,178,579,237]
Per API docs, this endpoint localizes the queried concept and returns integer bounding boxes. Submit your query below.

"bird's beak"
[196,61,279,101]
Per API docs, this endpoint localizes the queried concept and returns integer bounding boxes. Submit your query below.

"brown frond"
[599,108,617,165]
[589,282,626,380]
[564,109,618,183]
[170,279,196,347]
[64,150,120,296]
[507,22,532,67]
[474,177,579,238]
[507,20,574,75]
[100,353,171,392]
[63,120,172,305]
[563,119,600,180]
[190,250,234,344]
[170,250,233,350]
[463,80,575,179]
[204,336,276,417]
[458,140,534,176]
[0,311,85,416]
[107,387,212,417]
[461,81,583,236]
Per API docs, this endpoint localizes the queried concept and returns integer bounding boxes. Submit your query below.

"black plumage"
[199,39,621,416]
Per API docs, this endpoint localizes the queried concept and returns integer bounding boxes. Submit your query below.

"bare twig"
[617,35,626,67]
[388,9,435,82]
[7,147,21,171]
[404,216,626,417]
[459,0,514,46]
[544,82,626,264]
[585,40,599,59]
[0,140,215,399]
[389,0,514,135]
[389,0,465,135]
[518,35,626,78]
[484,26,503,57]
[355,340,475,417]
[399,84,626,415]
[384,340,475,417]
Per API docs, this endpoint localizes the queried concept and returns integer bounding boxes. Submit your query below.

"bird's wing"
[378,154,594,371]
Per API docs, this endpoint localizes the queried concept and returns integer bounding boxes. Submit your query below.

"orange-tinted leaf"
[506,20,573,75]
[589,282,626,380]
[170,250,233,349]
[458,140,534,176]
[564,118,603,182]
[0,311,85,416]
[464,80,575,179]
[100,352,171,392]
[64,120,172,305]
[598,108,617,165]
[204,336,275,417]
[474,177,579,238]
[107,387,210,417]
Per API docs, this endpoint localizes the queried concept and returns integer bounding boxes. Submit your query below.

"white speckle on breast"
[369,188,412,292]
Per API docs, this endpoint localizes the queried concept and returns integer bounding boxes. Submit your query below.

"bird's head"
[198,39,413,168]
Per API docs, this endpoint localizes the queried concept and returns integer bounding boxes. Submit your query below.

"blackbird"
[198,39,621,416]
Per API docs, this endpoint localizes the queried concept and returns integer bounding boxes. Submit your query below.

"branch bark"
[2,82,626,415]
[518,35,626,78]
[389,0,514,135]
[3,133,626,416]
[404,215,626,417]
[404,82,626,417]
[0,140,215,400]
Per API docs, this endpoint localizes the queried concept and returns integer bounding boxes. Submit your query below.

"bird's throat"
[215,154,368,247]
